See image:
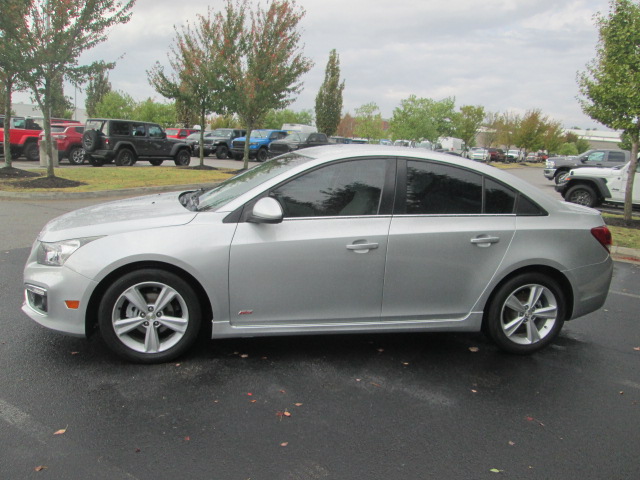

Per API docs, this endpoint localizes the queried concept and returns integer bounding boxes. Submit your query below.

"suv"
[165,127,200,139]
[38,123,85,165]
[231,129,288,162]
[82,119,192,167]
[544,149,629,184]
[268,132,329,156]
[192,128,246,159]
[556,162,640,208]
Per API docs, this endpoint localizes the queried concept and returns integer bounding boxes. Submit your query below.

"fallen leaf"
[261,356,268,360]
[184,436,190,441]
[634,347,640,351]
[294,403,303,407]
[471,389,478,393]
[70,351,79,355]
[53,426,67,435]
[370,382,381,388]
[280,442,288,447]
[135,448,141,453]
[175,363,181,367]
[402,362,409,366]
[355,378,361,382]
[250,400,257,403]
[280,390,286,394]
[619,391,624,395]
[240,354,249,358]
[469,347,479,352]
[34,466,47,472]
[508,441,515,446]
[247,392,253,396]
[377,348,384,353]
[490,468,503,473]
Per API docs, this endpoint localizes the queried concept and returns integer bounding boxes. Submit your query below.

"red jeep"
[38,123,85,165]
[0,116,81,161]
[166,127,200,139]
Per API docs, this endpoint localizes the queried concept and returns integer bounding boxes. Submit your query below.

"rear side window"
[608,151,626,163]
[111,121,130,136]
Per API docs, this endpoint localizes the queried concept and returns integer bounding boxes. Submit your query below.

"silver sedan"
[23,145,614,363]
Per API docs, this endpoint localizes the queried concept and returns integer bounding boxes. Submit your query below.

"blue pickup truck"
[231,129,288,162]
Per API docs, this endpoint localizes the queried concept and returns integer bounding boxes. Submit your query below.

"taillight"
[591,226,612,252]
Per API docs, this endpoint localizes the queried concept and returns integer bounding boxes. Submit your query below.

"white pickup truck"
[556,162,640,208]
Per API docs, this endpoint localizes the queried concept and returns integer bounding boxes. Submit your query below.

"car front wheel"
[565,184,598,208]
[555,170,570,184]
[174,149,191,166]
[98,269,202,363]
[256,148,268,162]
[485,273,565,354]
[216,145,228,159]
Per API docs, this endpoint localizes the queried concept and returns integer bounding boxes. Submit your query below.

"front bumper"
[543,168,556,180]
[22,261,97,337]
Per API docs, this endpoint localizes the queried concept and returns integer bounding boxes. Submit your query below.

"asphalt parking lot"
[1,159,639,479]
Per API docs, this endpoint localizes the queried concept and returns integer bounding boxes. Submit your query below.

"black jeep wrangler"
[82,118,192,167]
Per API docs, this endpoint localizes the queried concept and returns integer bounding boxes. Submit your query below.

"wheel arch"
[565,178,610,199]
[481,265,574,329]
[85,260,213,339]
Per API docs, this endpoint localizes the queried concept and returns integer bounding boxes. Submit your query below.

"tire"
[215,145,228,159]
[115,148,136,166]
[87,156,104,167]
[149,159,164,166]
[484,273,565,354]
[233,153,243,161]
[24,142,39,161]
[68,146,85,165]
[82,130,100,152]
[256,148,268,163]
[565,184,598,208]
[174,149,191,166]
[554,170,570,185]
[98,269,202,364]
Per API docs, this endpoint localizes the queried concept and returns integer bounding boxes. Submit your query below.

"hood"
[570,166,622,177]
[39,191,197,242]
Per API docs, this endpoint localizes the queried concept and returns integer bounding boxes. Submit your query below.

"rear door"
[382,159,516,320]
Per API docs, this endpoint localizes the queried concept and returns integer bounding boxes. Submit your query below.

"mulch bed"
[0,166,41,179]
[604,215,640,230]
[10,176,86,189]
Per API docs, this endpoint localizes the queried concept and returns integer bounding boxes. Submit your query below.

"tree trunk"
[3,80,13,168]
[624,135,638,223]
[243,126,252,171]
[199,109,206,167]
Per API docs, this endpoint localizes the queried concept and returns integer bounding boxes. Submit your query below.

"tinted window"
[111,121,130,136]
[608,151,625,163]
[132,123,146,136]
[74,126,84,133]
[148,125,163,138]
[516,196,545,215]
[271,159,387,218]
[485,178,516,214]
[405,161,482,214]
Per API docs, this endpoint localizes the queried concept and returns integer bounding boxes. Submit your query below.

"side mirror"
[248,197,283,224]
[161,132,167,139]
[579,157,587,163]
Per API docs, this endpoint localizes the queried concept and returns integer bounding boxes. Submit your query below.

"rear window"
[608,151,626,163]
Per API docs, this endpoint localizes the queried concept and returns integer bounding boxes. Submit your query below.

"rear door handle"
[471,236,500,247]
[347,242,379,253]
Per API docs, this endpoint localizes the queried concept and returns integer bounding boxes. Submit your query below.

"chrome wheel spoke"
[526,320,542,343]
[527,285,544,309]
[532,305,557,319]
[153,286,177,313]
[114,317,146,336]
[144,323,161,353]
[503,315,526,337]
[504,294,525,313]
[123,286,149,313]
[157,315,188,334]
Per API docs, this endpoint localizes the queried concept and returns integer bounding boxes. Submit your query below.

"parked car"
[487,148,505,162]
[268,132,329,156]
[469,147,490,162]
[22,145,613,363]
[556,161,640,208]
[544,149,629,184]
[82,118,192,167]
[38,123,85,165]
[506,149,523,162]
[191,128,246,159]
[231,129,288,162]
[165,128,200,139]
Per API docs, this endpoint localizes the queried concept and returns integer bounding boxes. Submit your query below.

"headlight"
[37,237,102,266]
[547,160,555,168]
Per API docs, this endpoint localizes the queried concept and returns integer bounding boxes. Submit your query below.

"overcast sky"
[18,0,613,129]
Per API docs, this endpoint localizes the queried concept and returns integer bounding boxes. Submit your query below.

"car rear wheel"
[174,149,191,166]
[216,145,228,159]
[98,269,202,364]
[565,184,598,208]
[68,146,85,165]
[115,148,136,166]
[485,273,565,354]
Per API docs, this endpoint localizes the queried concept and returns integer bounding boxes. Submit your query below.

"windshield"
[250,130,268,139]
[197,153,313,211]
[166,128,180,135]
[283,133,308,142]
[211,129,233,137]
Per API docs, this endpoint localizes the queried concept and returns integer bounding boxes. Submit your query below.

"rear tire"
[115,148,136,166]
[174,149,191,166]
[485,273,565,354]
[256,148,268,162]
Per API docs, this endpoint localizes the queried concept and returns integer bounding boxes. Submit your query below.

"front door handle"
[471,235,500,248]
[347,242,379,253]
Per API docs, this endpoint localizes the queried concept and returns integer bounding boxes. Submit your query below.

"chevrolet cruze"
[23,146,614,363]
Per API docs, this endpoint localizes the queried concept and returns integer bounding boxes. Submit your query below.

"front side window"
[271,159,388,218]
[586,151,605,163]
[132,124,146,136]
[148,125,163,138]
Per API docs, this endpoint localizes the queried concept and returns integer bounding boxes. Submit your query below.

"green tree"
[148,9,228,165]
[496,111,521,156]
[50,73,73,118]
[85,65,112,117]
[514,109,547,153]
[541,120,565,153]
[354,102,384,141]
[210,113,241,130]
[315,49,344,136]
[558,142,579,156]
[133,98,176,127]
[389,96,456,142]
[453,105,485,150]
[0,0,30,169]
[94,90,136,119]
[19,0,135,178]
[263,108,313,129]
[221,0,313,169]
[578,0,640,221]
[482,111,501,147]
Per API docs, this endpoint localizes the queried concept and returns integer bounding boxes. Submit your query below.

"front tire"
[24,142,39,161]
[216,145,229,159]
[98,269,202,364]
[555,170,569,185]
[565,184,598,208]
[174,149,191,166]
[484,273,565,354]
